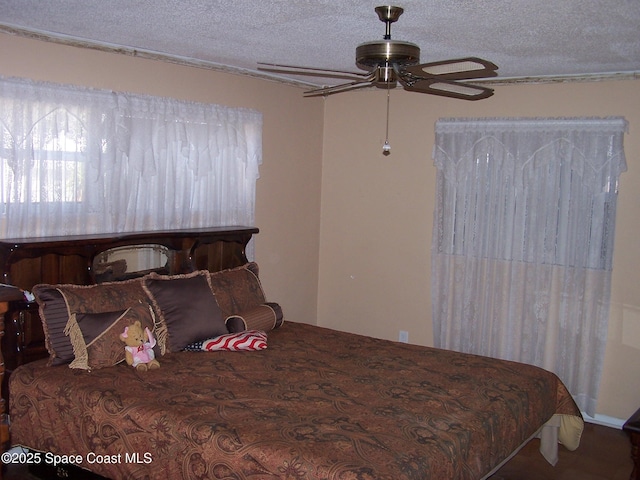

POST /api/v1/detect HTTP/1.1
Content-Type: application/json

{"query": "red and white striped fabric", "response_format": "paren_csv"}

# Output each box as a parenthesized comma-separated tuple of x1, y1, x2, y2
(202, 330, 267, 351)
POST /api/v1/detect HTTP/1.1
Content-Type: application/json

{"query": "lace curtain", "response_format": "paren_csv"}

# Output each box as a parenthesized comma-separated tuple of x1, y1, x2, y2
(431, 117, 627, 416)
(0, 76, 262, 238)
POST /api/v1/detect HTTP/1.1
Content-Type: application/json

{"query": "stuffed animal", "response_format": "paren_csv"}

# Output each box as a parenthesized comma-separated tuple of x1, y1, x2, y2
(119, 320, 160, 371)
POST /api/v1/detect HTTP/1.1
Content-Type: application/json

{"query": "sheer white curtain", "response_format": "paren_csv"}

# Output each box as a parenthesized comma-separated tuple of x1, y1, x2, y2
(431, 117, 627, 416)
(0, 75, 262, 238)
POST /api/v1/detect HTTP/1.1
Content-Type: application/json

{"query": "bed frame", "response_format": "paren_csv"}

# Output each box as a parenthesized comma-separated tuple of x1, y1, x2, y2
(0, 226, 258, 477)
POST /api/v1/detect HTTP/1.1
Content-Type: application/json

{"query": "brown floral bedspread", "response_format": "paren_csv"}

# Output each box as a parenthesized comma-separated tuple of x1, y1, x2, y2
(10, 322, 581, 480)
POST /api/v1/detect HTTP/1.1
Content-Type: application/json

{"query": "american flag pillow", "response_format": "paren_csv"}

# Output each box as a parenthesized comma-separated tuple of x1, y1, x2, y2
(200, 330, 267, 351)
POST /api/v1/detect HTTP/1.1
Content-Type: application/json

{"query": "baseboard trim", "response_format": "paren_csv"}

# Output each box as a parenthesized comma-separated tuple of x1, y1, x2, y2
(582, 412, 625, 429)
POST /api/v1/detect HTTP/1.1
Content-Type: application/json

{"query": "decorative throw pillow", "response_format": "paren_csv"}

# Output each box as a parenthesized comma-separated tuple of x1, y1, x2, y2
(208, 262, 266, 318)
(57, 279, 148, 313)
(32, 278, 147, 366)
(143, 271, 227, 353)
(64, 301, 156, 370)
(32, 286, 75, 366)
(226, 302, 284, 333)
(200, 330, 267, 351)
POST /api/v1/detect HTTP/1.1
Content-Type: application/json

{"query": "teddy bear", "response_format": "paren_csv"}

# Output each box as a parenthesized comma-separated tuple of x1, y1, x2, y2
(119, 320, 160, 370)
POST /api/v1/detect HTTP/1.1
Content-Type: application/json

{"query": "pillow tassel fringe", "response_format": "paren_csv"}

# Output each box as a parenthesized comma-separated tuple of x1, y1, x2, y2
(64, 313, 89, 370)
(153, 311, 169, 356)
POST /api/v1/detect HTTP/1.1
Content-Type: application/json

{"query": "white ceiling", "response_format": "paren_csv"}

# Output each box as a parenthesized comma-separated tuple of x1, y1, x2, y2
(1, 0, 639, 89)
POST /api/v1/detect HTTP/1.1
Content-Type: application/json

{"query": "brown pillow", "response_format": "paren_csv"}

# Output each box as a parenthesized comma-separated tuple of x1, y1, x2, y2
(226, 303, 284, 333)
(58, 279, 148, 312)
(208, 262, 266, 318)
(32, 278, 147, 366)
(32, 286, 74, 366)
(64, 301, 156, 370)
(143, 271, 227, 353)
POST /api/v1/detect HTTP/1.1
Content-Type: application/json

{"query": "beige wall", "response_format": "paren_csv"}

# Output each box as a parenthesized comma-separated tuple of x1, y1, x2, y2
(0, 32, 324, 329)
(318, 80, 640, 421)
(2, 32, 638, 422)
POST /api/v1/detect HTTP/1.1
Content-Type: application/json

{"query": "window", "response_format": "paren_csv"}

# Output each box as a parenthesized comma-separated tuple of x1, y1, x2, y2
(431, 117, 627, 415)
(0, 76, 262, 238)
(2, 119, 88, 205)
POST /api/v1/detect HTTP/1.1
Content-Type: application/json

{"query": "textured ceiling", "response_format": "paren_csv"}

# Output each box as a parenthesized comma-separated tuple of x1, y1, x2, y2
(1, 0, 639, 88)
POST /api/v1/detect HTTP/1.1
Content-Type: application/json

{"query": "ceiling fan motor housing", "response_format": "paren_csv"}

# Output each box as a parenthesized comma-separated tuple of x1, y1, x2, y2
(355, 40, 421, 71)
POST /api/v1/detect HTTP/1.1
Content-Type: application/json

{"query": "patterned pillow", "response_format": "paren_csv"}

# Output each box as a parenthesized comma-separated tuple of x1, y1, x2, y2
(225, 302, 284, 333)
(64, 301, 156, 370)
(32, 278, 147, 366)
(208, 262, 266, 318)
(200, 330, 267, 351)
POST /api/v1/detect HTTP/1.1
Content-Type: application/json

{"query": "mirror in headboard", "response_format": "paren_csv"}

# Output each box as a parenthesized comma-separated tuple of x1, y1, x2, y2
(93, 244, 172, 282)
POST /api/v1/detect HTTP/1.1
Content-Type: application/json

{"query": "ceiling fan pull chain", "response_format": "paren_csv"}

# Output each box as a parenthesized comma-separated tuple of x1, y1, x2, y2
(383, 79, 391, 156)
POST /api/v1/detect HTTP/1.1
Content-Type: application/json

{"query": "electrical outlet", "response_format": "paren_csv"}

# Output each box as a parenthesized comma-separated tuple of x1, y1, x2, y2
(399, 330, 409, 343)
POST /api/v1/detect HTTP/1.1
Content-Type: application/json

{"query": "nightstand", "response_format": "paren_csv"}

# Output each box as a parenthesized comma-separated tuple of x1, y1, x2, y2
(623, 407, 640, 480)
(0, 285, 24, 480)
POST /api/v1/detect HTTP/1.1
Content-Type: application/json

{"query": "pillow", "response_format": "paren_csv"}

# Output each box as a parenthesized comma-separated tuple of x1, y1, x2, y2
(226, 302, 284, 333)
(208, 262, 266, 318)
(64, 301, 156, 370)
(58, 278, 148, 313)
(143, 271, 227, 353)
(32, 278, 147, 366)
(200, 330, 267, 351)
(32, 286, 75, 366)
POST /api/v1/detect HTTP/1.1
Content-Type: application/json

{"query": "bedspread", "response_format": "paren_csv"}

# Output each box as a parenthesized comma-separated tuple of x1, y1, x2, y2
(10, 322, 582, 480)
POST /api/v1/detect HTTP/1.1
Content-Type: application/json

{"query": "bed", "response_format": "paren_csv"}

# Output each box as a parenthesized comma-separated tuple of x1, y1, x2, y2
(0, 227, 584, 480)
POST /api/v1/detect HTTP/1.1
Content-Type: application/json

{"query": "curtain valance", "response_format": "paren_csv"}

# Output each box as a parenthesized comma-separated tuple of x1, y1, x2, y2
(433, 117, 627, 271)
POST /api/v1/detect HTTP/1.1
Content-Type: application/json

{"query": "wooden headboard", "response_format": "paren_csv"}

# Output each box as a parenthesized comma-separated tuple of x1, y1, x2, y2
(0, 226, 258, 453)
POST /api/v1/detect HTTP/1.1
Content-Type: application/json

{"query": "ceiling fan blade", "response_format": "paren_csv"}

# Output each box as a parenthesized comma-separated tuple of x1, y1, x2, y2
(403, 57, 498, 80)
(400, 77, 494, 100)
(303, 79, 375, 97)
(258, 62, 369, 81)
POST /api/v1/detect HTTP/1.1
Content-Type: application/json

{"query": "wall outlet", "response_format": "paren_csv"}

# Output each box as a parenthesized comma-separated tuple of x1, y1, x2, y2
(399, 330, 409, 343)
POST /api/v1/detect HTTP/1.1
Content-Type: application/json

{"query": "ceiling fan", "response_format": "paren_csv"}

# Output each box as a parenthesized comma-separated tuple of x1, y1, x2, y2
(258, 5, 498, 100)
